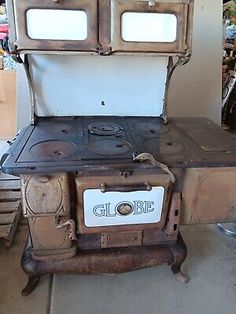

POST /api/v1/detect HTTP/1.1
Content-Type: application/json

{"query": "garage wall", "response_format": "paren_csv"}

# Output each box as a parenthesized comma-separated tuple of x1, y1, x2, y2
(168, 0, 222, 124)
(17, 0, 223, 128)
(0, 70, 16, 139)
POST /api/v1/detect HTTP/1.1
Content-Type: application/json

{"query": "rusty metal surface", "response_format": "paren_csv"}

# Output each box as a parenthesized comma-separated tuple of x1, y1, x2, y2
(76, 173, 172, 234)
(21, 174, 70, 217)
(6, 0, 236, 297)
(166, 193, 181, 236)
(98, 0, 111, 54)
(3, 117, 236, 225)
(21, 172, 179, 255)
(21, 233, 187, 295)
(10, 0, 99, 53)
(181, 167, 236, 224)
(2, 117, 236, 175)
(31, 246, 77, 261)
(56, 217, 77, 241)
(78, 227, 178, 250)
(101, 231, 143, 248)
(21, 173, 76, 258)
(28, 216, 69, 249)
(8, 0, 193, 55)
(111, 0, 192, 54)
(28, 216, 76, 258)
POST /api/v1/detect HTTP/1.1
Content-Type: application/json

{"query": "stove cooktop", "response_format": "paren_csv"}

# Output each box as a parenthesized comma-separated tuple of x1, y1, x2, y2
(2, 116, 236, 174)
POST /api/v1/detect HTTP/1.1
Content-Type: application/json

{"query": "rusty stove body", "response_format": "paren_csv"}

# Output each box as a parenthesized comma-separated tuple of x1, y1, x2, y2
(2, 0, 236, 296)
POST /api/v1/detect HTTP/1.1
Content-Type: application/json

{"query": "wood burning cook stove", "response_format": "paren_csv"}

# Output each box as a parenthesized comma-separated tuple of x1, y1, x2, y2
(2, 0, 236, 296)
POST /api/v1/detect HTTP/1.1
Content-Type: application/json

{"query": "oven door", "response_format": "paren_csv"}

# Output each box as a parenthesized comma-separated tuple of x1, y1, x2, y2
(76, 173, 172, 234)
(8, 0, 98, 53)
(110, 0, 193, 54)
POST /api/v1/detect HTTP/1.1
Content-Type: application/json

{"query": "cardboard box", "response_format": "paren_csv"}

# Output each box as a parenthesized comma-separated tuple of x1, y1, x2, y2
(0, 70, 16, 139)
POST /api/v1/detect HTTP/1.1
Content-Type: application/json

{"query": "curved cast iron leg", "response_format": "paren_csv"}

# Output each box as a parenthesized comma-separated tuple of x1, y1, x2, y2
(21, 237, 41, 296)
(22, 275, 41, 296)
(170, 233, 188, 283)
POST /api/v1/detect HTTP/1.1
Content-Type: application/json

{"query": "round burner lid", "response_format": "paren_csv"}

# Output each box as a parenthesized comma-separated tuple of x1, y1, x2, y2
(88, 122, 123, 136)
(29, 140, 77, 159)
(89, 139, 132, 156)
(144, 137, 183, 154)
(138, 122, 169, 136)
(38, 123, 75, 136)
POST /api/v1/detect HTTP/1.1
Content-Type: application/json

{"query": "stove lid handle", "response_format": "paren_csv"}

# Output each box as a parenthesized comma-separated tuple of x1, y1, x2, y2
(100, 182, 152, 193)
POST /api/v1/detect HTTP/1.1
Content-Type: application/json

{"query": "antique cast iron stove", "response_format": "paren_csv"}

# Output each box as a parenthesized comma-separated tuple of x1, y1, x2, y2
(2, 0, 236, 296)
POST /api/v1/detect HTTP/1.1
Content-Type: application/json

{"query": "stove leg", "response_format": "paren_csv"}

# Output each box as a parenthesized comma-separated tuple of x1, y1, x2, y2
(170, 233, 188, 283)
(22, 275, 41, 296)
(21, 237, 41, 296)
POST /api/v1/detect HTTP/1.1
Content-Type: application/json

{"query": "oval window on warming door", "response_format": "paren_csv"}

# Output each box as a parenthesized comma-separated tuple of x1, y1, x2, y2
(26, 9, 88, 41)
(121, 12, 177, 43)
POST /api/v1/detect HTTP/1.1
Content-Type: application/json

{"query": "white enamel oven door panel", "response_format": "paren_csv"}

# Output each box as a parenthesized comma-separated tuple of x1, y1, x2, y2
(110, 0, 193, 54)
(84, 187, 165, 227)
(76, 174, 172, 234)
(9, 0, 98, 52)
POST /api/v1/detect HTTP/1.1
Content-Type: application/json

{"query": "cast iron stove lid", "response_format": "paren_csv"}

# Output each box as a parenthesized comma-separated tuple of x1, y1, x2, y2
(134, 121, 170, 137)
(36, 118, 83, 137)
(144, 137, 183, 154)
(38, 123, 76, 135)
(88, 139, 133, 156)
(85, 120, 133, 159)
(29, 140, 77, 159)
(88, 122, 123, 136)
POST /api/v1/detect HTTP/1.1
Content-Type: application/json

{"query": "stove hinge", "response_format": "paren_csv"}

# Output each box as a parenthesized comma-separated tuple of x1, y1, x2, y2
(120, 169, 133, 178)
(56, 217, 77, 241)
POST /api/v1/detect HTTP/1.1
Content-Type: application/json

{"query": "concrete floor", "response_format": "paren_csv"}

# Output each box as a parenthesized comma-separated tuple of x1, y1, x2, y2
(0, 225, 236, 314)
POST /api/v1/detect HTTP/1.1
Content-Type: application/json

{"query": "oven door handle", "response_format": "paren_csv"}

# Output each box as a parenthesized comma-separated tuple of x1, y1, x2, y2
(100, 182, 152, 193)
